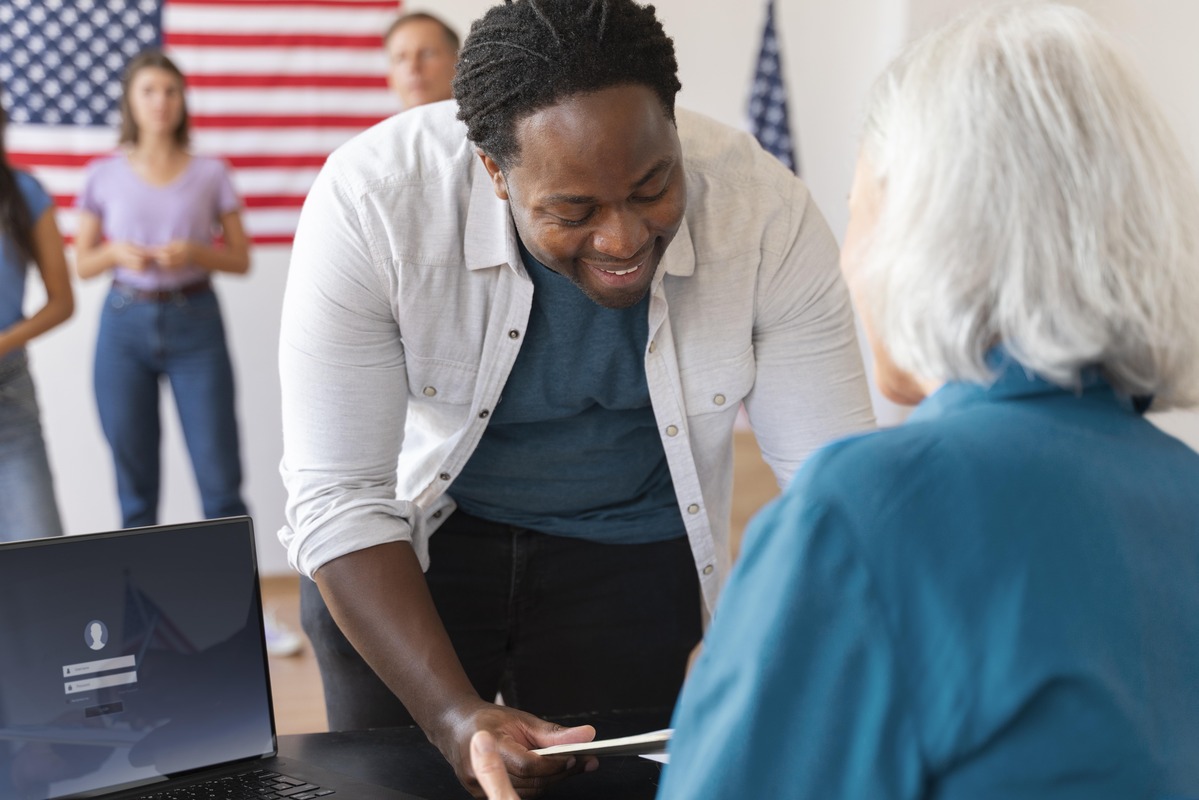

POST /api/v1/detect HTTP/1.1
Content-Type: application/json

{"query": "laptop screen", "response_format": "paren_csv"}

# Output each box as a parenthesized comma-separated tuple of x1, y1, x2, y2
(0, 518, 276, 800)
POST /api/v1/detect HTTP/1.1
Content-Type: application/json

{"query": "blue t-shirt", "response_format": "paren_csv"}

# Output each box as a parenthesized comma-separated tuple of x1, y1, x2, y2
(449, 243, 685, 543)
(660, 357, 1199, 799)
(0, 170, 53, 357)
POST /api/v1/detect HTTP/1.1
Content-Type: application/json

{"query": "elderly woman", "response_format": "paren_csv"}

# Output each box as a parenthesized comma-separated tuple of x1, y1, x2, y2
(657, 5, 1199, 799)
(471, 4, 1199, 798)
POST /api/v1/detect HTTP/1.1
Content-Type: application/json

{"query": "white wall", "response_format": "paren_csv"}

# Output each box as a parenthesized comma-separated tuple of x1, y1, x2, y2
(24, 0, 1199, 573)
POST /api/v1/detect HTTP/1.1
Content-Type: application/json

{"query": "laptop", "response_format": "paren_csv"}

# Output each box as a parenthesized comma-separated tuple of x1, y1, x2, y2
(0, 517, 425, 800)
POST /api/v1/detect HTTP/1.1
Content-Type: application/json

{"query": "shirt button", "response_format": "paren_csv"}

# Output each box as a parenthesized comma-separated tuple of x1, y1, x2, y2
(508, 329, 521, 339)
(665, 425, 679, 437)
(713, 394, 726, 406)
(422, 386, 437, 397)
(478, 409, 490, 419)
(687, 503, 700, 515)
(702, 564, 714, 576)
(648, 341, 656, 354)
(431, 510, 443, 519)
(438, 472, 450, 481)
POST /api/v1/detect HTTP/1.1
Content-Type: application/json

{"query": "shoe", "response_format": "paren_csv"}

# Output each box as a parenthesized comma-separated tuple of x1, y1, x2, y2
(263, 609, 304, 657)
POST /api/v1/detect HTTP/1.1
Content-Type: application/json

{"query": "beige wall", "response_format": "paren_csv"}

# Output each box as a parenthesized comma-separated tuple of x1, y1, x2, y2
(25, 1, 1198, 573)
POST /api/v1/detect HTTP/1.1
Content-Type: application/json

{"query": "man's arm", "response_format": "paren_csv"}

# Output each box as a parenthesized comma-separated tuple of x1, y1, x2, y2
(315, 543, 594, 797)
(746, 176, 876, 484)
(280, 165, 592, 797)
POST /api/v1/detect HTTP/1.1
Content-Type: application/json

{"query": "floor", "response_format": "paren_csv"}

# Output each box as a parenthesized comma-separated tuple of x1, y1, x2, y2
(261, 574, 326, 734)
(261, 429, 781, 735)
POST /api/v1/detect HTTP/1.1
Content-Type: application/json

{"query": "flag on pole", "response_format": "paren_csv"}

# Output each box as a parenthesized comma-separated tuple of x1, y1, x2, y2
(1, 0, 400, 246)
(747, 0, 798, 174)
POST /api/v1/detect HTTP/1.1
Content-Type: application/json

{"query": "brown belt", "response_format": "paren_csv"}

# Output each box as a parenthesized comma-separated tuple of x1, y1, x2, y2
(113, 279, 212, 302)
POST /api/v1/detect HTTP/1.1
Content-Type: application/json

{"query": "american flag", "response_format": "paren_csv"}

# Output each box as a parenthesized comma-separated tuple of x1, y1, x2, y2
(1, 0, 400, 246)
(747, 0, 798, 175)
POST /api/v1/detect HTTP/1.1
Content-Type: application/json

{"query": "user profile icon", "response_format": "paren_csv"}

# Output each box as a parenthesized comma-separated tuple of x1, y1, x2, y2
(85, 620, 109, 651)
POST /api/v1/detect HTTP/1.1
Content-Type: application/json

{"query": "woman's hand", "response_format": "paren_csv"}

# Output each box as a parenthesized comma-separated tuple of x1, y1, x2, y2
(108, 242, 153, 272)
(470, 731, 520, 800)
(152, 240, 194, 270)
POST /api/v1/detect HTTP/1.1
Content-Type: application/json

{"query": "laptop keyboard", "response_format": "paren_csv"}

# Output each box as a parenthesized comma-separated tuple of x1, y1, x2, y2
(138, 768, 335, 800)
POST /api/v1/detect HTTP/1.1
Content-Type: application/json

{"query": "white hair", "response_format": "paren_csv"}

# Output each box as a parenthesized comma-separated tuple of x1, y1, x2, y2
(857, 3, 1199, 408)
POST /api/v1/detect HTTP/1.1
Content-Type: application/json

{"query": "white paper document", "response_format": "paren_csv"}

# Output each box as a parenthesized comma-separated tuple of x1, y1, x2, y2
(533, 728, 672, 758)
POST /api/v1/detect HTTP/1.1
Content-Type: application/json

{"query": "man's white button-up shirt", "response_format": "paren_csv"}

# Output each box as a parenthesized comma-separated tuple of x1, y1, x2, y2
(279, 100, 875, 612)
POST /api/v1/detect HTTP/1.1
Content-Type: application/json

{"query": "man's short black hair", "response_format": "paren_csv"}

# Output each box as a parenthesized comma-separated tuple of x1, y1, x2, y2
(453, 0, 681, 170)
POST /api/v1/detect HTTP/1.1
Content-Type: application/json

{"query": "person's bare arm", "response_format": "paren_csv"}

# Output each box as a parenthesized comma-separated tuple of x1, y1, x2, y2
(73, 211, 149, 279)
(0, 207, 74, 358)
(314, 542, 595, 798)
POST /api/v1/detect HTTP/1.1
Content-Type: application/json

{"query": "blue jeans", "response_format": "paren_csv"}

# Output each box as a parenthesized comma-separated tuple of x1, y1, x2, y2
(0, 353, 64, 541)
(93, 285, 247, 528)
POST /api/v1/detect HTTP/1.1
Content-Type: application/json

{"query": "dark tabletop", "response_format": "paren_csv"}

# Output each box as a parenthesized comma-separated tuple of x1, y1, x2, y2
(277, 711, 667, 800)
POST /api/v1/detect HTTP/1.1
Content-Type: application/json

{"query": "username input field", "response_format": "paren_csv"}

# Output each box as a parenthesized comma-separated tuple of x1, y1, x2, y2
(64, 671, 138, 695)
(63, 655, 136, 678)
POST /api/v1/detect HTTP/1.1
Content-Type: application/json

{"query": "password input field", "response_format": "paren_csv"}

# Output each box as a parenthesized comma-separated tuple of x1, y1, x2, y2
(64, 671, 138, 695)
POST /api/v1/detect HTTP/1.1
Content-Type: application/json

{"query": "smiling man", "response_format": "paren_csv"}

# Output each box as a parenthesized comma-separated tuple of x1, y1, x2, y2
(480, 86, 685, 310)
(279, 0, 874, 795)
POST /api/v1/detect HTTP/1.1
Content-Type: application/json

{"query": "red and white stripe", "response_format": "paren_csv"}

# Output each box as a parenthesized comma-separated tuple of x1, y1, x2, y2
(8, 0, 401, 246)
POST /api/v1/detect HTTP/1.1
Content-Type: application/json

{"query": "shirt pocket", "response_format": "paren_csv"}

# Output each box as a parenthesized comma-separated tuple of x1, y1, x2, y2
(679, 346, 756, 419)
(404, 352, 479, 407)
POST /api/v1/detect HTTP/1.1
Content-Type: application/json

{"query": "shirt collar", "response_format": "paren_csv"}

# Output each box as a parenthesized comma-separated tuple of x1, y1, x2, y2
(463, 156, 519, 273)
(659, 214, 696, 278)
(908, 348, 1144, 424)
(462, 156, 697, 281)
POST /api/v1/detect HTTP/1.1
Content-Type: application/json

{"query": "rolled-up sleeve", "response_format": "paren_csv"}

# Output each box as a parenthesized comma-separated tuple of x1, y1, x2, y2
(278, 162, 416, 577)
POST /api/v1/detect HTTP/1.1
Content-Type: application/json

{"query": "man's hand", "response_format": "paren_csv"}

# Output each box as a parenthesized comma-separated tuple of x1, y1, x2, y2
(438, 701, 597, 798)
(314, 545, 597, 796)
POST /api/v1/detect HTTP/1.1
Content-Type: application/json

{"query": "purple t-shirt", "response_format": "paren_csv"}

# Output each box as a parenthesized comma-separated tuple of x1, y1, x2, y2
(77, 154, 240, 290)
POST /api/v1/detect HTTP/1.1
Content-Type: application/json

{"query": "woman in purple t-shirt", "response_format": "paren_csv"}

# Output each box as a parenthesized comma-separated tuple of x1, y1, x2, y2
(74, 50, 251, 528)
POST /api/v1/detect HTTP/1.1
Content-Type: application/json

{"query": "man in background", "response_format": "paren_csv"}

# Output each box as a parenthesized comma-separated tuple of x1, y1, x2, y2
(383, 12, 459, 109)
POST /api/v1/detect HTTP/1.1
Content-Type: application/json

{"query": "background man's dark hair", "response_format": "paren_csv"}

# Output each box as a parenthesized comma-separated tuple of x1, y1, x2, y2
(383, 12, 461, 52)
(453, 0, 682, 170)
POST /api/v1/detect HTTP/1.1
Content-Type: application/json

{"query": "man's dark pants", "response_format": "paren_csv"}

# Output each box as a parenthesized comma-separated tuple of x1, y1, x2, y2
(300, 509, 704, 731)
